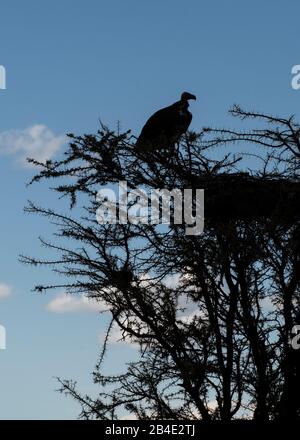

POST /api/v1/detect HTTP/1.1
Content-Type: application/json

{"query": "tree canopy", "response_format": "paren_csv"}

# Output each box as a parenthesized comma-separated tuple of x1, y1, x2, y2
(21, 106, 300, 421)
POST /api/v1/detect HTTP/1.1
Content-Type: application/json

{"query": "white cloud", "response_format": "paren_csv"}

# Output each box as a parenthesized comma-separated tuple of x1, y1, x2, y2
(163, 273, 181, 289)
(46, 292, 108, 313)
(99, 324, 139, 349)
(101, 325, 124, 344)
(0, 283, 13, 299)
(208, 399, 218, 412)
(119, 415, 138, 420)
(0, 124, 66, 167)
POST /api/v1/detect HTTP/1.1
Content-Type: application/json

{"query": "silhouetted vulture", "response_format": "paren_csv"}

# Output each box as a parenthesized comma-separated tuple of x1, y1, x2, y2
(136, 92, 196, 152)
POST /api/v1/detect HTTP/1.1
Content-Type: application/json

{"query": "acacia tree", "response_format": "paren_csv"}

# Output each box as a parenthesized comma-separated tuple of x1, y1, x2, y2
(21, 106, 300, 421)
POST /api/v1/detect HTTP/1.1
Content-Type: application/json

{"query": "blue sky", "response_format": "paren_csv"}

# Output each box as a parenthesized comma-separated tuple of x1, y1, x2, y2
(0, 0, 299, 419)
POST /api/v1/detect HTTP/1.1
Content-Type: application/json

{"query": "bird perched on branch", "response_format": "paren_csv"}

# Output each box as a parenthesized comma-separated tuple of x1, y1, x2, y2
(136, 92, 196, 153)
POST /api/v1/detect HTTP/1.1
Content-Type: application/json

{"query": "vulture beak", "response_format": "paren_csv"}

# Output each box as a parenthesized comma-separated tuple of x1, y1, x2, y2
(181, 92, 197, 101)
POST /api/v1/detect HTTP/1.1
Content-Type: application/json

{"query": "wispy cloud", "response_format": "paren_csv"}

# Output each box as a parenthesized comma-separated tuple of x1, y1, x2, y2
(119, 415, 138, 420)
(0, 283, 13, 299)
(46, 292, 108, 313)
(0, 124, 66, 167)
(99, 324, 139, 348)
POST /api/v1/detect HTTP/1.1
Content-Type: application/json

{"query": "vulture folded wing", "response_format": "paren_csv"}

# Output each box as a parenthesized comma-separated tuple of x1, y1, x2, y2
(136, 93, 195, 152)
(137, 104, 178, 150)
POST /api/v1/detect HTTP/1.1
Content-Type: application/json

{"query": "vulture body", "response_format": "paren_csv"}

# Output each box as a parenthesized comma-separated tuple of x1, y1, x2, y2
(136, 92, 196, 152)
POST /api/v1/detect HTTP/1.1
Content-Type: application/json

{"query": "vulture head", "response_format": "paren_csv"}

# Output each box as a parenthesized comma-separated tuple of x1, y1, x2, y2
(181, 92, 197, 102)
